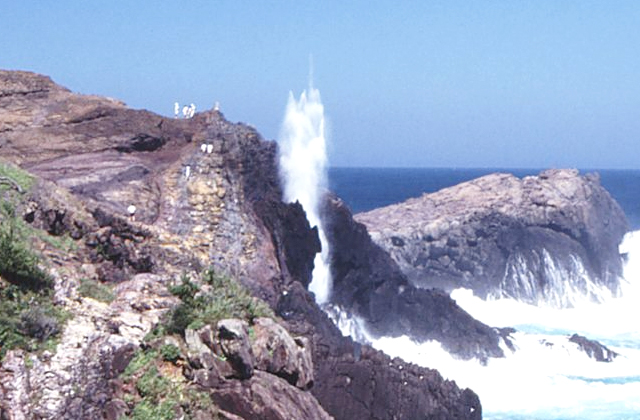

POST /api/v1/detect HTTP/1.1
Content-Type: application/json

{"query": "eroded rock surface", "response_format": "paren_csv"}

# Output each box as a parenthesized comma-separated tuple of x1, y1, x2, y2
(356, 170, 628, 306)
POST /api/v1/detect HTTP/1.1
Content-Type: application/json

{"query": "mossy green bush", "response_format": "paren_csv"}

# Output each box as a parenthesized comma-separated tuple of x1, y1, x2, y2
(166, 268, 274, 335)
(0, 202, 52, 290)
(160, 343, 181, 363)
(120, 347, 218, 420)
(0, 283, 68, 359)
(78, 278, 115, 303)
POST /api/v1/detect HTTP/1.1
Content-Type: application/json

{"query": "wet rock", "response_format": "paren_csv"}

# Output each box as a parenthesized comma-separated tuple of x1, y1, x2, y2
(278, 282, 482, 420)
(569, 333, 618, 362)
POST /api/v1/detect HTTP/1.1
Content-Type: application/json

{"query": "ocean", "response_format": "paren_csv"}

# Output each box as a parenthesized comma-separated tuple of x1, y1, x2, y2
(328, 167, 640, 420)
(329, 167, 640, 229)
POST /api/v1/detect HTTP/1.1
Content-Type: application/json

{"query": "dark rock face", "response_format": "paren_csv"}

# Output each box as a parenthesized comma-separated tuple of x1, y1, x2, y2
(569, 333, 618, 362)
(277, 282, 482, 420)
(210, 370, 333, 420)
(356, 170, 629, 307)
(322, 194, 503, 361)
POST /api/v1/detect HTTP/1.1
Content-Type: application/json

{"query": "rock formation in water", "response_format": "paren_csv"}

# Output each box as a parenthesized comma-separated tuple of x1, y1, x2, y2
(0, 70, 481, 419)
(569, 333, 618, 362)
(322, 194, 503, 361)
(356, 171, 628, 307)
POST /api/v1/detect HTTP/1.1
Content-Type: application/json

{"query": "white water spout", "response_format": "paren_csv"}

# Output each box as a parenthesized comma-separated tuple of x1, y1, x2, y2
(278, 83, 332, 304)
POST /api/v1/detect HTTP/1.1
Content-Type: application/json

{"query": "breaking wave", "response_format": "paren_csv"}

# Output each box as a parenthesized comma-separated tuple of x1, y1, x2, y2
(330, 230, 640, 419)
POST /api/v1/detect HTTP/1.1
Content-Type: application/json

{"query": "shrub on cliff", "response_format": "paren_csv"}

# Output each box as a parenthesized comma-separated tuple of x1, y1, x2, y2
(0, 283, 69, 359)
(120, 347, 218, 419)
(0, 178, 67, 359)
(0, 202, 52, 290)
(166, 268, 273, 335)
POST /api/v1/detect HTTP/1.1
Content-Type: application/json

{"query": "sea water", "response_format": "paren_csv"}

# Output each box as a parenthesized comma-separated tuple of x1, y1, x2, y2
(328, 167, 640, 419)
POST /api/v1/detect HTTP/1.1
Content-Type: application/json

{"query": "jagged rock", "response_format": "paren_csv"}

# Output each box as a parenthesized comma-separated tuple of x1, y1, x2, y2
(356, 170, 629, 307)
(569, 333, 618, 362)
(217, 319, 255, 379)
(251, 317, 314, 389)
(186, 328, 213, 361)
(277, 282, 482, 420)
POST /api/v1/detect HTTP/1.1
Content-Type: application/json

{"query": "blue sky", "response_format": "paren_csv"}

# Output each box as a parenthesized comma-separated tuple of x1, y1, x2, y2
(2, 1, 639, 168)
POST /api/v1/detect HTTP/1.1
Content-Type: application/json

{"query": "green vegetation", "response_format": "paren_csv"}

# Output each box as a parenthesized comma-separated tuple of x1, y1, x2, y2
(0, 283, 69, 359)
(0, 163, 72, 360)
(0, 163, 35, 194)
(0, 202, 52, 290)
(160, 343, 181, 363)
(119, 268, 275, 418)
(78, 278, 115, 303)
(120, 347, 218, 420)
(165, 268, 274, 335)
(0, 200, 69, 359)
(123, 349, 158, 378)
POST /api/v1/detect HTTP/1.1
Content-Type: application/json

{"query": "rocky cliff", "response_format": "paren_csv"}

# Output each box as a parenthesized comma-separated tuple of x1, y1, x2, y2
(0, 70, 481, 419)
(321, 194, 503, 361)
(356, 170, 628, 306)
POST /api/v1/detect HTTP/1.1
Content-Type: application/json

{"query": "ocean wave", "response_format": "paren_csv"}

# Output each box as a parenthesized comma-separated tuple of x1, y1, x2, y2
(326, 229, 640, 419)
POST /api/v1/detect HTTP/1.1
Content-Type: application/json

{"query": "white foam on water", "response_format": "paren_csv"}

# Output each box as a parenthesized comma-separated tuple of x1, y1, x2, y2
(370, 332, 640, 418)
(278, 83, 332, 304)
(335, 230, 640, 419)
(496, 248, 615, 307)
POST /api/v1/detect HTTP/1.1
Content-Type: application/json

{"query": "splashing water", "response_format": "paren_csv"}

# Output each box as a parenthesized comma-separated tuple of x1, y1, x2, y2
(330, 230, 640, 419)
(278, 84, 332, 304)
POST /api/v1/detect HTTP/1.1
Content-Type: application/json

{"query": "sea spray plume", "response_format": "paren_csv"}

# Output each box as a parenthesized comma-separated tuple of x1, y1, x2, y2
(278, 84, 332, 304)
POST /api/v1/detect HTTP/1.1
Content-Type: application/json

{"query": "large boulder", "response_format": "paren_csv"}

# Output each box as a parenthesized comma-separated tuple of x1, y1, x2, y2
(209, 370, 334, 420)
(356, 170, 629, 306)
(217, 319, 255, 380)
(251, 317, 314, 389)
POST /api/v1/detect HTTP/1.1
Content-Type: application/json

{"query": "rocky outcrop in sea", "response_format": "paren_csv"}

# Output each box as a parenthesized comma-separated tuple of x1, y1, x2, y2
(0, 70, 481, 419)
(356, 170, 628, 307)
